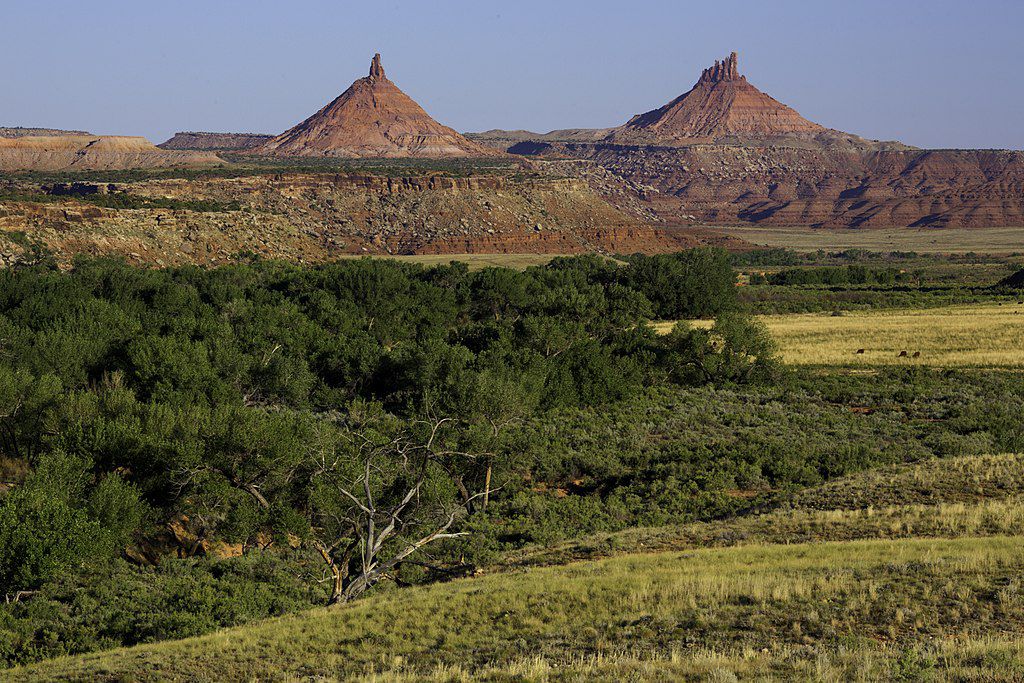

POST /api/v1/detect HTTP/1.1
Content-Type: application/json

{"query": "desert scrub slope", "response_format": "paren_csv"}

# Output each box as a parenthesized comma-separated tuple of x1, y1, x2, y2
(787, 452, 1024, 510)
(9, 536, 1024, 682)
(504, 452, 1024, 568)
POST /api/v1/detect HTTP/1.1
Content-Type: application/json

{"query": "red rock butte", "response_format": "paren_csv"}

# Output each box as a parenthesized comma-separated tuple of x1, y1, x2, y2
(256, 54, 494, 159)
(607, 51, 833, 144)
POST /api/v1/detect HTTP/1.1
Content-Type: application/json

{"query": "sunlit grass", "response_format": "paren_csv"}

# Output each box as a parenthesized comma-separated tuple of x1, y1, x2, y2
(655, 302, 1024, 367)
(11, 535, 1024, 681)
(714, 225, 1024, 254)
(508, 453, 1024, 568)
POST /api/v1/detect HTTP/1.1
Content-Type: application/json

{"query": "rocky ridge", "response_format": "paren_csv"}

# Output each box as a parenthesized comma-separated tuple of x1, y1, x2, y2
(1, 127, 92, 138)
(158, 132, 274, 151)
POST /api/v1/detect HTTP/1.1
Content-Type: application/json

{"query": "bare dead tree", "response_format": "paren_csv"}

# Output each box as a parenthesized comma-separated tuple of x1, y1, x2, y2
(308, 417, 497, 605)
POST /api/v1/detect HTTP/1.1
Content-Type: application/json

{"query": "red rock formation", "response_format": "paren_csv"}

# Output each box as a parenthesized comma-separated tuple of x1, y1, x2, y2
(606, 52, 883, 148)
(558, 143, 1024, 229)
(482, 51, 1023, 230)
(256, 54, 494, 159)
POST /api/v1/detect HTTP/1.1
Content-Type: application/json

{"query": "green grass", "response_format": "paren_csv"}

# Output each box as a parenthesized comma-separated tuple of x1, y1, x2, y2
(10, 452, 1024, 681)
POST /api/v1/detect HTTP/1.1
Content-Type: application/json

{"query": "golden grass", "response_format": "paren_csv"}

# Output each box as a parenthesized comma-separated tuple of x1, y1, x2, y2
(714, 225, 1024, 254)
(12, 535, 1024, 681)
(655, 302, 1024, 367)
(358, 636, 1024, 682)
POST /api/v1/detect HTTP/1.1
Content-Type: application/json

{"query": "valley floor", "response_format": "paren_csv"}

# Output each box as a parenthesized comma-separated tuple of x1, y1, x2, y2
(714, 225, 1024, 254)
(656, 302, 1024, 367)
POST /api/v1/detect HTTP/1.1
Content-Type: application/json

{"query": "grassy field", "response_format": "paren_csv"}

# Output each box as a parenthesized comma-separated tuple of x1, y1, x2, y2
(715, 225, 1024, 254)
(656, 302, 1024, 367)
(11, 453, 1024, 682)
(12, 535, 1024, 681)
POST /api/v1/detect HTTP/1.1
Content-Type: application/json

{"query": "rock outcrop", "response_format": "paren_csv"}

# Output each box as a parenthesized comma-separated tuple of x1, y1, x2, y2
(0, 135, 223, 171)
(158, 132, 274, 151)
(256, 54, 495, 159)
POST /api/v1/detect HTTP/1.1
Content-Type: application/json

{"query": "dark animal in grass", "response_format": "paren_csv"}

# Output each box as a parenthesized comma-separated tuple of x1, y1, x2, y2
(898, 351, 908, 357)
(855, 349, 865, 354)
(913, 351, 921, 358)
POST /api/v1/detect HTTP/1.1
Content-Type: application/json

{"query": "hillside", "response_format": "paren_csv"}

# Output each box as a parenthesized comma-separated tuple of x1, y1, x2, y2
(1001, 267, 1024, 288)
(11, 452, 1024, 681)
(519, 143, 1024, 229)
(0, 163, 726, 266)
(0, 135, 223, 171)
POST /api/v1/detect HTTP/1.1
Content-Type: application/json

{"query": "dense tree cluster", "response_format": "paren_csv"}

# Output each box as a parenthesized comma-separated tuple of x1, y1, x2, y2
(758, 265, 909, 286)
(0, 251, 766, 601)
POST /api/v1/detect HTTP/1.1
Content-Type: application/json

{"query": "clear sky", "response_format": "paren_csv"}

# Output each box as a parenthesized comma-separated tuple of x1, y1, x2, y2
(4, 0, 1022, 149)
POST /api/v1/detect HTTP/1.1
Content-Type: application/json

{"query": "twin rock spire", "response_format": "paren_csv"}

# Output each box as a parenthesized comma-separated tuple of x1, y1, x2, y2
(698, 51, 744, 84)
(367, 50, 739, 86)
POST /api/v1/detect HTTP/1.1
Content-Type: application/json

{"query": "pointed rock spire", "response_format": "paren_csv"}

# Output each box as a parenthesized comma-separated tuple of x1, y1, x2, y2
(369, 53, 385, 81)
(608, 50, 826, 143)
(255, 53, 494, 158)
(699, 51, 742, 83)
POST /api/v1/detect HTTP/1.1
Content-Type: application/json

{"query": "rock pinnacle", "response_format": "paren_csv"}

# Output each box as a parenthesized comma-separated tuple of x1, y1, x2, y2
(699, 51, 742, 83)
(369, 53, 385, 81)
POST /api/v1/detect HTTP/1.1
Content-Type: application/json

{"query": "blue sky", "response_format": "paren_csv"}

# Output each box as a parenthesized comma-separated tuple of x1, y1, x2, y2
(4, 0, 1022, 148)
